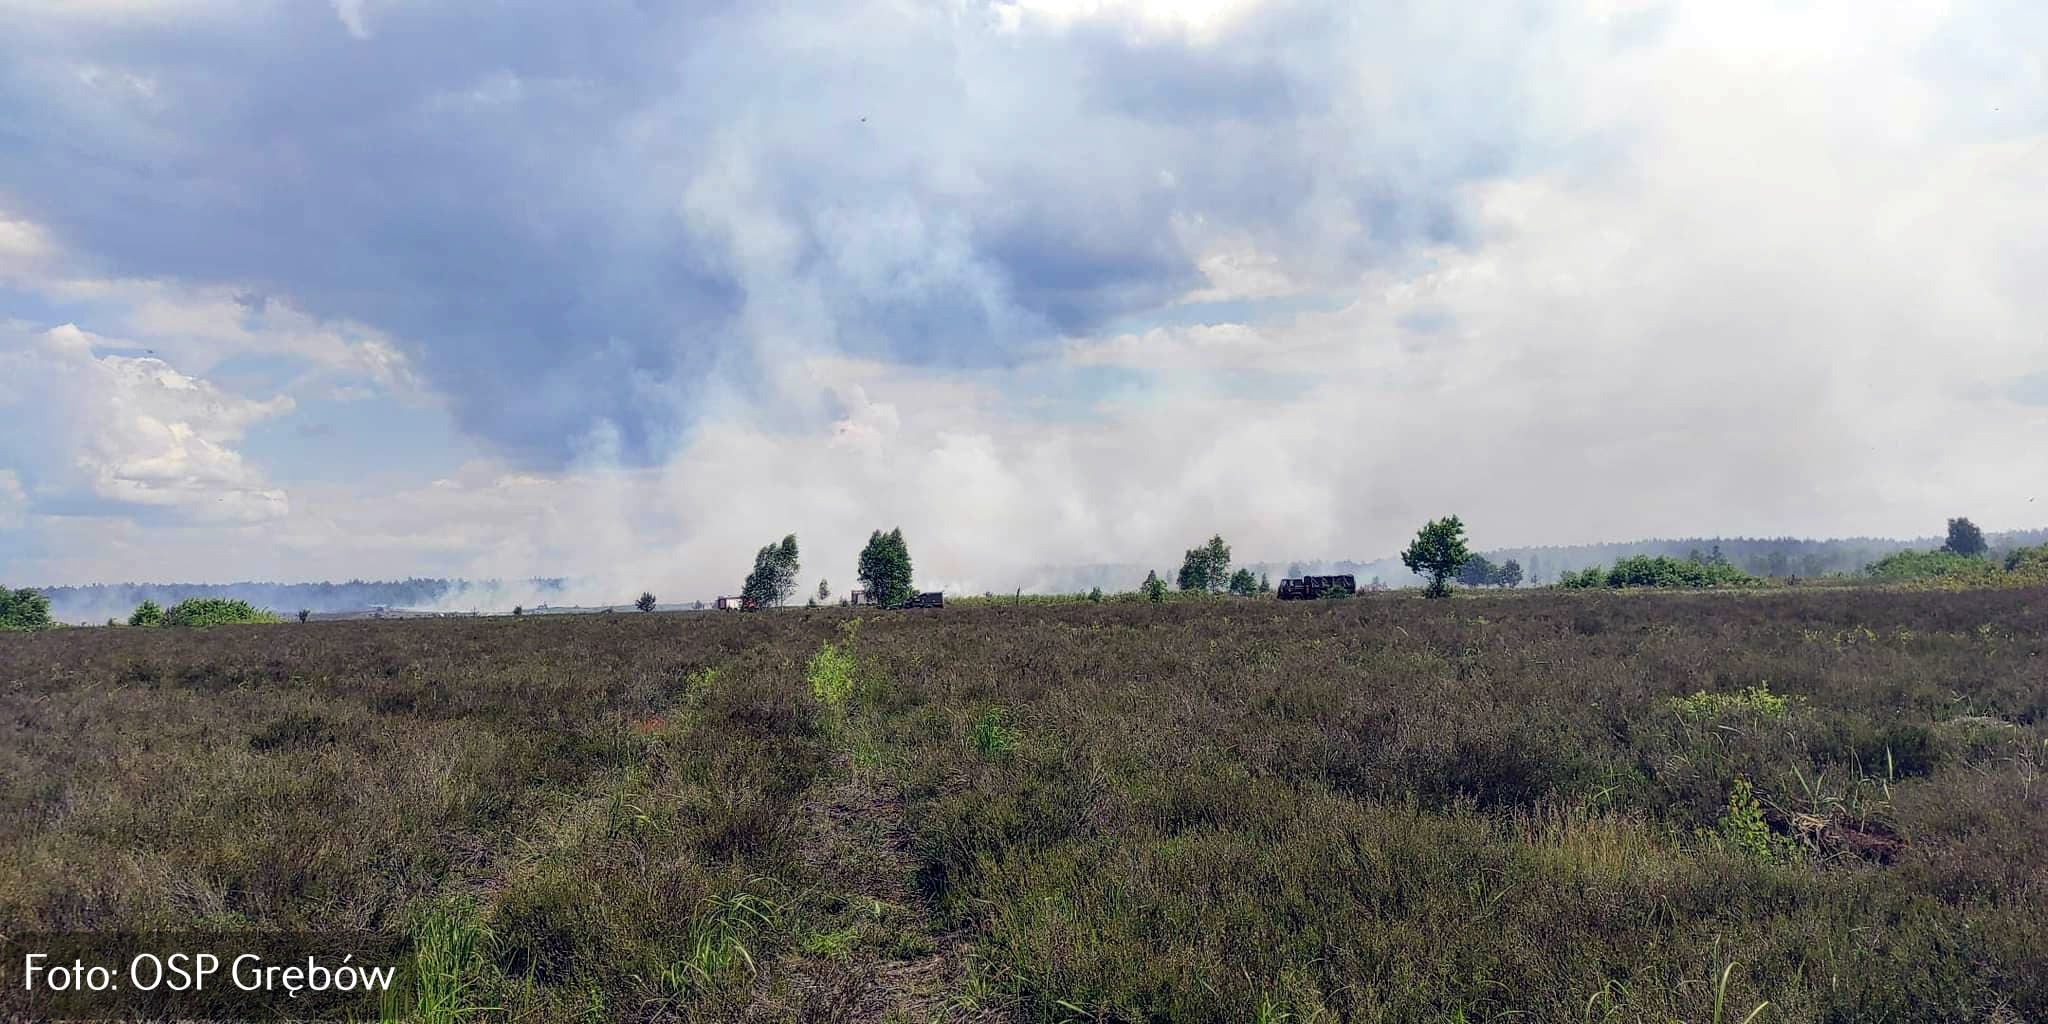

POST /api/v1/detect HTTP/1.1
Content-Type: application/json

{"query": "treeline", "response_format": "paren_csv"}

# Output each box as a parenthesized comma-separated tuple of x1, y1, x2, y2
(1480, 527, 2048, 585)
(1018, 529, 2048, 595)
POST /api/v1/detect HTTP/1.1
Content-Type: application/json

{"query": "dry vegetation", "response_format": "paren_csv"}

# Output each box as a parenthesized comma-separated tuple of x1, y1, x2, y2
(3, 586, 2045, 1022)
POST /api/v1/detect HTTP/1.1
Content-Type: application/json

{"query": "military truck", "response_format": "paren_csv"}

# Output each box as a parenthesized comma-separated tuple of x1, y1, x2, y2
(1277, 574, 1356, 600)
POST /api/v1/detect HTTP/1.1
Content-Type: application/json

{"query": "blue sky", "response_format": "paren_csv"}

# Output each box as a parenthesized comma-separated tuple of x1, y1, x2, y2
(2, 0, 2045, 599)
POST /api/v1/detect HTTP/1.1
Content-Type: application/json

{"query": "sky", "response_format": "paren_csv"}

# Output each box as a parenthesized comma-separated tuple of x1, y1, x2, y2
(2, 0, 2045, 601)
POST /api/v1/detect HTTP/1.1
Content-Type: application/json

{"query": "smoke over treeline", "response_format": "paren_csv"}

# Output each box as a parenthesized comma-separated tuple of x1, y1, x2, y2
(39, 578, 569, 625)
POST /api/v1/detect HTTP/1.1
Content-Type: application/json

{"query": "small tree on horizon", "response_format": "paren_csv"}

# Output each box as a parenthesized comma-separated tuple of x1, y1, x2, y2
(1402, 515, 1473, 599)
(776, 536, 800, 600)
(858, 528, 915, 608)
(1496, 559, 1523, 589)
(1943, 517, 1987, 558)
(1142, 570, 1168, 603)
(742, 534, 802, 607)
(127, 599, 164, 628)
(1227, 568, 1258, 596)
(1177, 535, 1233, 593)
(818, 578, 831, 603)
(636, 592, 657, 613)
(1457, 553, 1497, 588)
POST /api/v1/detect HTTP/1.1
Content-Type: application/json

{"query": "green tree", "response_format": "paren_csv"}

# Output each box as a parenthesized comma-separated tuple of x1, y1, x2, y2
(857, 528, 915, 608)
(1456, 553, 1497, 588)
(1943, 517, 1987, 558)
(1176, 535, 1232, 593)
(1496, 558, 1523, 589)
(1402, 515, 1473, 598)
(128, 599, 165, 627)
(1258, 571, 1272, 594)
(1559, 567, 1606, 588)
(297, 608, 312, 623)
(636, 591, 657, 612)
(0, 587, 55, 631)
(1227, 568, 1258, 596)
(1142, 570, 1168, 603)
(742, 533, 802, 607)
(742, 547, 775, 607)
(1087, 586, 1104, 602)
(818, 578, 831, 603)
(776, 535, 800, 598)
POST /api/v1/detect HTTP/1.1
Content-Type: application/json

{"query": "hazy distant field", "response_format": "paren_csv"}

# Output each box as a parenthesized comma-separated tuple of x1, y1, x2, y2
(4, 588, 2045, 1022)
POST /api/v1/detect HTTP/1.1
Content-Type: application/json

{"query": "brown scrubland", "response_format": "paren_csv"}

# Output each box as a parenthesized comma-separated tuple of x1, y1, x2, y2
(3, 585, 2044, 1022)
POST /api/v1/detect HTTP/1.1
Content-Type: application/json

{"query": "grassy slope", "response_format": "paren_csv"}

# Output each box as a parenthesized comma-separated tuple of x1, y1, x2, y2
(3, 588, 2045, 1022)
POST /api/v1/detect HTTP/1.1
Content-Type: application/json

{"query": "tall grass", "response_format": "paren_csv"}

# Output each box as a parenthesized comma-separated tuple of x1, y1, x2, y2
(380, 902, 497, 1023)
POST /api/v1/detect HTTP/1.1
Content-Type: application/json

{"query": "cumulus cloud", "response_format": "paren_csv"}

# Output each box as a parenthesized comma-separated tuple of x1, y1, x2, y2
(0, 215, 50, 277)
(1, 323, 294, 524)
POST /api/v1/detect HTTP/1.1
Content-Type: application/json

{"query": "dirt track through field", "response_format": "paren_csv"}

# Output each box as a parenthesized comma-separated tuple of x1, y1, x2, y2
(745, 748, 995, 1024)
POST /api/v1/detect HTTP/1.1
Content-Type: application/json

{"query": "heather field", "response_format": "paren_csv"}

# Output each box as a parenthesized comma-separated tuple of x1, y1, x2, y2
(4, 587, 2046, 1023)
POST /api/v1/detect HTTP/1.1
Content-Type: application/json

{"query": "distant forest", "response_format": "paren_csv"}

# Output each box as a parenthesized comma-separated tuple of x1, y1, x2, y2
(1466, 528, 2048, 586)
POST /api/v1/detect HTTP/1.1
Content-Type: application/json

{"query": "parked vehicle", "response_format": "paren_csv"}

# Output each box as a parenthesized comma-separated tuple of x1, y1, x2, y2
(850, 589, 942, 609)
(1277, 575, 1356, 600)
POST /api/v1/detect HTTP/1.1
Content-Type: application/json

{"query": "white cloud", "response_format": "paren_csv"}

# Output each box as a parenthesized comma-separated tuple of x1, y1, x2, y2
(0, 215, 50, 278)
(1, 323, 294, 523)
(116, 285, 419, 390)
(331, 0, 370, 39)
(996, 0, 1269, 42)
(0, 470, 25, 529)
(0, 210, 419, 395)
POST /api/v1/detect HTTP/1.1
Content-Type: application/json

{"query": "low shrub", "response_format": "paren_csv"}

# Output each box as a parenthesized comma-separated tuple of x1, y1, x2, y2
(805, 643, 855, 706)
(1708, 776, 1796, 863)
(1670, 684, 1799, 719)
(1559, 557, 1758, 589)
(1865, 549, 1999, 581)
(163, 597, 281, 626)
(969, 707, 1019, 758)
